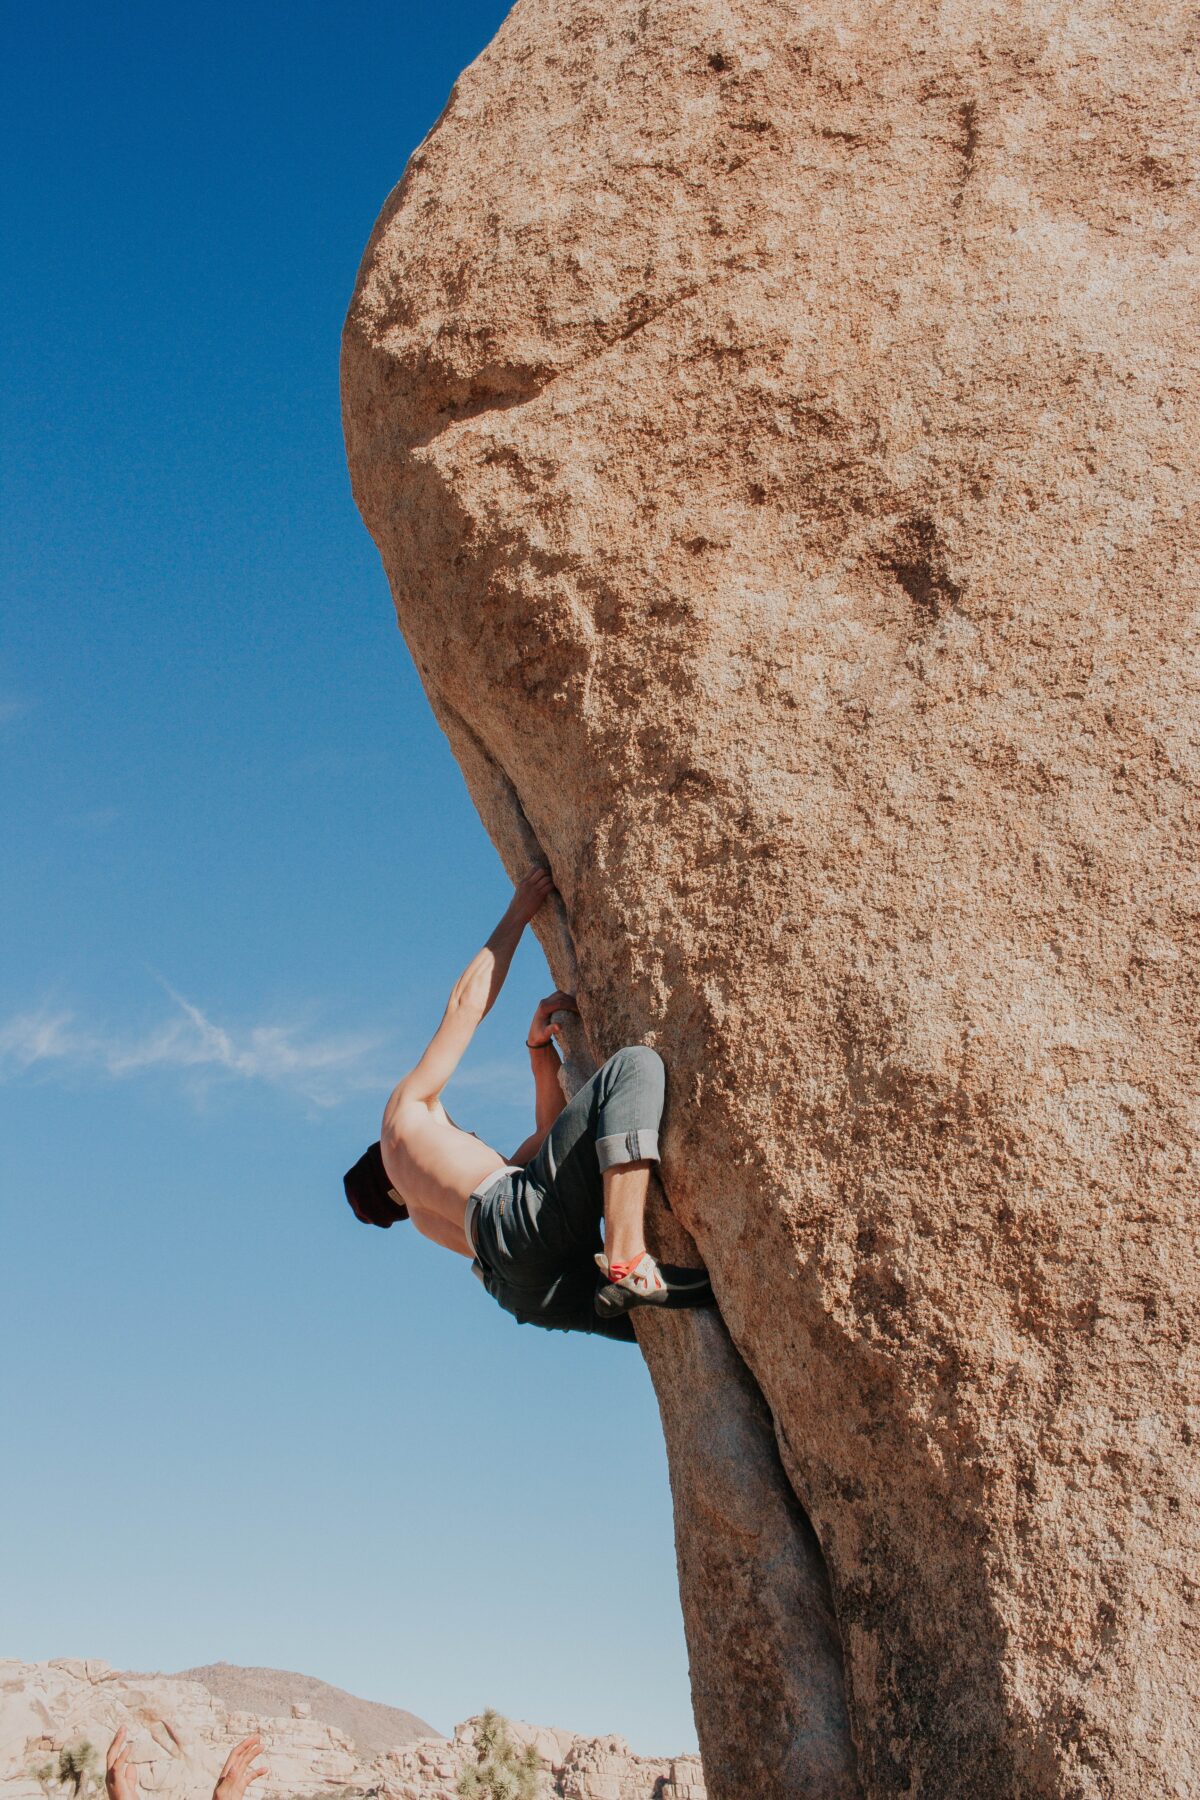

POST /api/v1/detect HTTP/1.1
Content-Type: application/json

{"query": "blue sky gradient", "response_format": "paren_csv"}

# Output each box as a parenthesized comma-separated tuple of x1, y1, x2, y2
(1, 0, 695, 1753)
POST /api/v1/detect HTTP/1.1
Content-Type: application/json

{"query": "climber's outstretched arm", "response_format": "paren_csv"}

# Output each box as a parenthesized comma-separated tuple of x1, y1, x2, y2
(390, 868, 555, 1108)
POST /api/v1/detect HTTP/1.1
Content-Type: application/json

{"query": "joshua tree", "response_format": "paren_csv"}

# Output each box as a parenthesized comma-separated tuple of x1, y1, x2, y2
(457, 1709, 542, 1800)
(29, 1743, 102, 1800)
(61, 1744, 99, 1798)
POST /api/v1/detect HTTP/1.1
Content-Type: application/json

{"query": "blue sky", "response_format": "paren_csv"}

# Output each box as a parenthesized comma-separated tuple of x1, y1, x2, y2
(1, 0, 695, 1754)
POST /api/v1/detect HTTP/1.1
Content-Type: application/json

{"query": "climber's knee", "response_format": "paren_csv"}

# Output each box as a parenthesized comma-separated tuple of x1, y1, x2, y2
(594, 1045, 665, 1171)
(608, 1043, 664, 1081)
(603, 1044, 665, 1109)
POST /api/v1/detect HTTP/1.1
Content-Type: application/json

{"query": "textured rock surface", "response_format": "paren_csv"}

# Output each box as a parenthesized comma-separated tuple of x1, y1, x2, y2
(554, 1031, 860, 1800)
(0, 1662, 701, 1800)
(640, 1310, 859, 1798)
(342, 2, 1200, 1795)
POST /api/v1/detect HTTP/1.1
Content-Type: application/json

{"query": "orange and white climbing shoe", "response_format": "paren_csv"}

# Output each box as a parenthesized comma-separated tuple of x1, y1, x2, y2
(594, 1250, 670, 1316)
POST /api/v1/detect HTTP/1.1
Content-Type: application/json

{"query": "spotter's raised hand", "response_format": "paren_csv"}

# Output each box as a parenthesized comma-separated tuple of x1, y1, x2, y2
(106, 1729, 140, 1800)
(213, 1735, 268, 1800)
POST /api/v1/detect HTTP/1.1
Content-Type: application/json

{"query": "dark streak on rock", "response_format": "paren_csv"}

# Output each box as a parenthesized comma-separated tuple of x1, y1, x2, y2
(881, 514, 964, 625)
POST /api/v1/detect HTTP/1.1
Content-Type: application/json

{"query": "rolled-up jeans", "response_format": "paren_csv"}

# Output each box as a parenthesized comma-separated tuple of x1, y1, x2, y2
(473, 1044, 664, 1288)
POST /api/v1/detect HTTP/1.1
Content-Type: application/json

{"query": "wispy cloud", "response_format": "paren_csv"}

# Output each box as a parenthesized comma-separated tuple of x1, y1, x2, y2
(0, 987, 386, 1108)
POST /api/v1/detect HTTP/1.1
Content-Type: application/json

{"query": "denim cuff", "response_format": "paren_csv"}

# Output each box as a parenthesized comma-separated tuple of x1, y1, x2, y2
(595, 1128, 661, 1171)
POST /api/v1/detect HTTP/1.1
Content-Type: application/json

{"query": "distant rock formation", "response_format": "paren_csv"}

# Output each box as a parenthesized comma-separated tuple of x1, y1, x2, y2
(342, 2, 1199, 1795)
(175, 1665, 436, 1762)
(0, 1661, 702, 1800)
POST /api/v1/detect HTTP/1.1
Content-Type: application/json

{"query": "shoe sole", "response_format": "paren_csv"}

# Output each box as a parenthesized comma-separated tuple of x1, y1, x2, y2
(594, 1280, 673, 1318)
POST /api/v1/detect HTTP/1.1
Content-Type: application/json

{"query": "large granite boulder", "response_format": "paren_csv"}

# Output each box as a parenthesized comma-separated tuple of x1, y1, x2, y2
(342, 2, 1199, 1794)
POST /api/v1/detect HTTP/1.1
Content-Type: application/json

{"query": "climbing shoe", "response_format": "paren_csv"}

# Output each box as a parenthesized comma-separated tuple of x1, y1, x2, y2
(594, 1259, 717, 1317)
(594, 1250, 670, 1316)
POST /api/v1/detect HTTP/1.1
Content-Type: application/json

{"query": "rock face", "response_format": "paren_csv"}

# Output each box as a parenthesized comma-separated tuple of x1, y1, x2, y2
(342, 2, 1200, 1795)
(0, 1661, 702, 1800)
(552, 1032, 861, 1800)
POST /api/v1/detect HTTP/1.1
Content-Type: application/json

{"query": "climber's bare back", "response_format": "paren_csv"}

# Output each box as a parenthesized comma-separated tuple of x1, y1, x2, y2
(380, 1096, 507, 1257)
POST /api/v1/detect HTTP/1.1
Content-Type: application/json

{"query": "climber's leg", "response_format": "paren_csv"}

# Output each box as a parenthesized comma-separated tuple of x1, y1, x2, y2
(524, 1045, 668, 1311)
(509, 1046, 710, 1313)
(600, 1158, 655, 1267)
(593, 1165, 669, 1310)
(527, 1043, 665, 1247)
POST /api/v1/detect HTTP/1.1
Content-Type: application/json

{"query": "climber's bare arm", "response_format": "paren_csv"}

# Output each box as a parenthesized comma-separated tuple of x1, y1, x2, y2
(386, 869, 555, 1117)
(509, 991, 576, 1163)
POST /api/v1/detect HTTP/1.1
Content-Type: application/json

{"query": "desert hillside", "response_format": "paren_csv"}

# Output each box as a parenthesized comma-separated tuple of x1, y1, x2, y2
(174, 1663, 437, 1759)
(0, 1659, 703, 1800)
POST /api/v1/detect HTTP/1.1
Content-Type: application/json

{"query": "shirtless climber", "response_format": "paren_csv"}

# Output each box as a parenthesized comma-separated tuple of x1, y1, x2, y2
(343, 868, 713, 1340)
